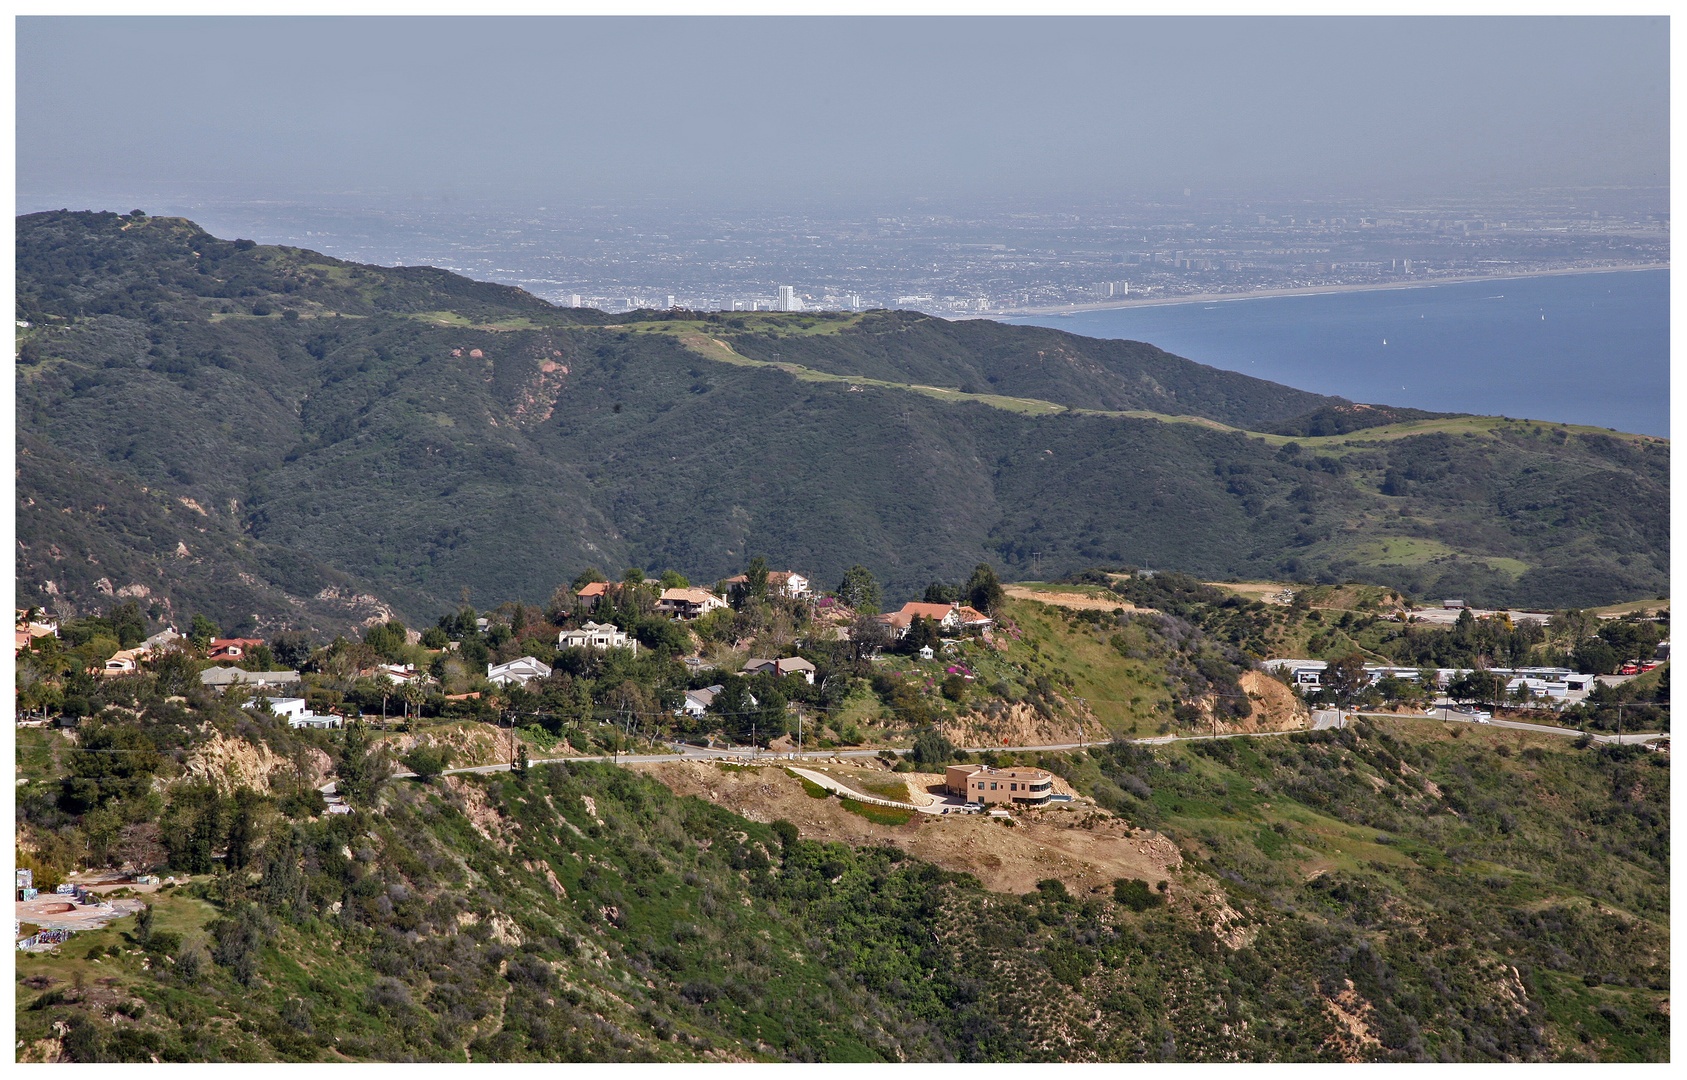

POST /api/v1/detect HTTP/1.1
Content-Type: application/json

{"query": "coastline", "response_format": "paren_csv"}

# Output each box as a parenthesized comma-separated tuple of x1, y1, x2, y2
(974, 263, 1669, 319)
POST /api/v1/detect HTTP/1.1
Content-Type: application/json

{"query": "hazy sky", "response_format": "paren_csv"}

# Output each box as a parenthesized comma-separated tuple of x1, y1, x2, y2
(17, 16, 1669, 212)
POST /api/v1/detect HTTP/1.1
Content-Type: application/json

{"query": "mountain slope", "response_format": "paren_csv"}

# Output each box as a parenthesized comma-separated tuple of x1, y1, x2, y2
(15, 727, 1669, 1062)
(14, 211, 1668, 631)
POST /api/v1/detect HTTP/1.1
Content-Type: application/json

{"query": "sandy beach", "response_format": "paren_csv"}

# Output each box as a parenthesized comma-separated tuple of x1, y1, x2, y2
(976, 262, 1669, 319)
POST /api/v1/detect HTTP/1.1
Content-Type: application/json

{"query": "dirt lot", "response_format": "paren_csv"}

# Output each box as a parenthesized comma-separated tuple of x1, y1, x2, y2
(16, 892, 145, 934)
(1003, 586, 1152, 613)
(632, 759, 1183, 898)
(1206, 581, 1295, 605)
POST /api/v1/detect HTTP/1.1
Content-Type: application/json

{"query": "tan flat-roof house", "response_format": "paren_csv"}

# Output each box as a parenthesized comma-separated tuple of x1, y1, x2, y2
(945, 764, 1055, 806)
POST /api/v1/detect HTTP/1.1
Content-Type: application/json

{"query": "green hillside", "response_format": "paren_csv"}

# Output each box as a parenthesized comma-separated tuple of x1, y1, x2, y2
(15, 720, 1668, 1062)
(15, 211, 1668, 635)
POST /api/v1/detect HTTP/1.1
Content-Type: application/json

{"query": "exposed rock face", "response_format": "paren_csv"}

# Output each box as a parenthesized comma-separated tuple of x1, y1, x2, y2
(938, 700, 1089, 748)
(181, 732, 331, 793)
(1204, 669, 1310, 734)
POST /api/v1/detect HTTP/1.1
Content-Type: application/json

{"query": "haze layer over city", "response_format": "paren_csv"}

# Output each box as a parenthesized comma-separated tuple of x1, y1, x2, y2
(79, 187, 1663, 318)
(18, 16, 1669, 317)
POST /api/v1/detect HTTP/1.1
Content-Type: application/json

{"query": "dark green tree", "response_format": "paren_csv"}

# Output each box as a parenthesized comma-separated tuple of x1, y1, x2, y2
(223, 788, 264, 871)
(901, 615, 943, 656)
(1448, 669, 1505, 710)
(269, 631, 313, 670)
(400, 742, 452, 782)
(1323, 652, 1371, 712)
(146, 648, 199, 696)
(106, 600, 147, 647)
(837, 565, 881, 614)
(923, 581, 959, 604)
(336, 722, 392, 806)
(189, 613, 220, 649)
(964, 563, 1007, 615)
(745, 555, 770, 603)
(911, 728, 955, 767)
(160, 784, 225, 874)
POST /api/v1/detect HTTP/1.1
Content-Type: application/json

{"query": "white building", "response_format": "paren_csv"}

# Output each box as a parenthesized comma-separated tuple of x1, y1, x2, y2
(255, 697, 343, 729)
(487, 656, 554, 687)
(776, 285, 801, 312)
(679, 685, 724, 718)
(722, 571, 812, 600)
(557, 621, 638, 653)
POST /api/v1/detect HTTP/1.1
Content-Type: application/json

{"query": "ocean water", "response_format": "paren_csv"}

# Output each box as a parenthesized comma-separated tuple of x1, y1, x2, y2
(1004, 269, 1669, 437)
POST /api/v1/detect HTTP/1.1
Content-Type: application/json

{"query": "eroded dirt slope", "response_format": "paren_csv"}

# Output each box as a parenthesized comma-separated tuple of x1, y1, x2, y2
(633, 759, 1182, 898)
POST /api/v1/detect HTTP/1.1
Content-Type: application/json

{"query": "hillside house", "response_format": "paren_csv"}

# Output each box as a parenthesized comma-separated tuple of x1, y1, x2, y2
(14, 611, 59, 655)
(102, 647, 151, 675)
(679, 685, 725, 718)
(776, 656, 816, 683)
(376, 663, 424, 684)
(945, 764, 1055, 806)
(723, 571, 813, 601)
(657, 588, 727, 619)
(557, 621, 638, 654)
(255, 697, 342, 729)
(574, 582, 612, 609)
(141, 627, 183, 651)
(14, 623, 56, 654)
(488, 656, 553, 687)
(741, 656, 817, 683)
(876, 602, 994, 638)
(207, 637, 265, 661)
(200, 667, 301, 691)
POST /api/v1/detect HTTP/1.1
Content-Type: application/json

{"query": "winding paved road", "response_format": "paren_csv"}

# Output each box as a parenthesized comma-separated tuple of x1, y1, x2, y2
(336, 709, 1661, 789)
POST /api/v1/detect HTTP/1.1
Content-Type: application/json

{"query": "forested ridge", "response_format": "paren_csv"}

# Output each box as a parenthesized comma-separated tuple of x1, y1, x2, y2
(15, 210, 1668, 637)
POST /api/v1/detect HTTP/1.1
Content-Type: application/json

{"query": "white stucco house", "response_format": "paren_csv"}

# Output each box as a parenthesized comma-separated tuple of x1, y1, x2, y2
(557, 621, 638, 653)
(488, 656, 553, 687)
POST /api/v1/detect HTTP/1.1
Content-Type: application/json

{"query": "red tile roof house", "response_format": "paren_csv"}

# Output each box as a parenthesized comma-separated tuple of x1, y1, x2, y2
(573, 581, 612, 609)
(875, 602, 994, 638)
(207, 637, 265, 661)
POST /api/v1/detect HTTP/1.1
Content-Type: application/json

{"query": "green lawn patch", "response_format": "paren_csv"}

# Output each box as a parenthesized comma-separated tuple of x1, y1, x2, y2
(837, 797, 914, 826)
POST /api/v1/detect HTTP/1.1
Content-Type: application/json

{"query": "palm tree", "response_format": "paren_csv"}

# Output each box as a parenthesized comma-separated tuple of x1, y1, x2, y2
(373, 673, 396, 730)
(400, 681, 424, 730)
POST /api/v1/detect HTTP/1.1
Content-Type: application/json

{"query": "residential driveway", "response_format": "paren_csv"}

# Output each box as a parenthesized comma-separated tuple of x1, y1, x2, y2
(787, 766, 950, 815)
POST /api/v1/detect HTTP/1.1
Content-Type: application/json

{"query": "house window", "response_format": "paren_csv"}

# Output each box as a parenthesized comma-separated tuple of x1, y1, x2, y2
(990, 783, 997, 790)
(1010, 783, 1017, 791)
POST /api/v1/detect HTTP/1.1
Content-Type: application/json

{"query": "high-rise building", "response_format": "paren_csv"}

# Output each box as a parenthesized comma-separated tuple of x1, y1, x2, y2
(667, 295, 676, 309)
(567, 294, 582, 308)
(776, 285, 800, 312)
